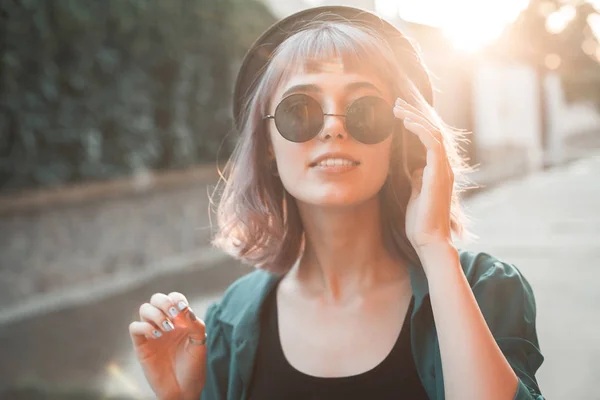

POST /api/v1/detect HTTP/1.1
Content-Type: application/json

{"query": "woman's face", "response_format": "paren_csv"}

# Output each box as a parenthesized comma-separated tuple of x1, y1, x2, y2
(267, 63, 395, 208)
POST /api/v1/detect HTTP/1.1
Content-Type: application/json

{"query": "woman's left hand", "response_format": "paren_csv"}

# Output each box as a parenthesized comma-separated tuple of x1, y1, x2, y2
(393, 97, 454, 255)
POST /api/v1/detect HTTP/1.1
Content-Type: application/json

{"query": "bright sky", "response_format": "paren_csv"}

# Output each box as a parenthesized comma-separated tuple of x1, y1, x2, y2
(374, 0, 600, 52)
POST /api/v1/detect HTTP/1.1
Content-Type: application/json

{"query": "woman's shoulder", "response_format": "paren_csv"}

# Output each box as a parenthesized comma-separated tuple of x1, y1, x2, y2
(457, 249, 538, 321)
(458, 249, 532, 288)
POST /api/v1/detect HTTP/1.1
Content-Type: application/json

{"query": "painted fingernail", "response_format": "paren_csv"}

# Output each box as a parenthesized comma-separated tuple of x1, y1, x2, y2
(177, 301, 187, 311)
(188, 309, 197, 321)
(153, 329, 162, 338)
(162, 320, 174, 331)
(168, 306, 179, 318)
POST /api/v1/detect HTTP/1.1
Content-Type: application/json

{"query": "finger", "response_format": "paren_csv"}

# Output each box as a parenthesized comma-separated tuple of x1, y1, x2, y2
(393, 106, 437, 134)
(129, 321, 163, 346)
(402, 119, 441, 152)
(395, 96, 419, 112)
(395, 99, 452, 176)
(394, 99, 445, 144)
(139, 302, 175, 333)
(167, 291, 190, 312)
(166, 292, 200, 328)
(186, 312, 207, 341)
(150, 292, 181, 320)
(394, 97, 433, 125)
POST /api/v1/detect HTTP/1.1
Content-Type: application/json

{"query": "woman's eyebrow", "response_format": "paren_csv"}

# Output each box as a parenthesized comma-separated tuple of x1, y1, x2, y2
(281, 81, 383, 98)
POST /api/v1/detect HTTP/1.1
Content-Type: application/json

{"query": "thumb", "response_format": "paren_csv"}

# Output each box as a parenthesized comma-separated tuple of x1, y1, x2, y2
(175, 308, 208, 394)
(182, 307, 206, 340)
(181, 307, 208, 359)
(171, 306, 206, 342)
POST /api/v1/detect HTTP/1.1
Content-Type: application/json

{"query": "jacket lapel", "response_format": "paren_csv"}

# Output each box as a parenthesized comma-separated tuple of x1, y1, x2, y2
(218, 271, 281, 399)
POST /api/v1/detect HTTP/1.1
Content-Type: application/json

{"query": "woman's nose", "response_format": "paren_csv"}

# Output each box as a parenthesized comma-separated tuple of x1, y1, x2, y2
(317, 112, 348, 141)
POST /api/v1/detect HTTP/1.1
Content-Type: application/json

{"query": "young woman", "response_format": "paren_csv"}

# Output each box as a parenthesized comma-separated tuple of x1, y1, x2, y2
(129, 6, 544, 400)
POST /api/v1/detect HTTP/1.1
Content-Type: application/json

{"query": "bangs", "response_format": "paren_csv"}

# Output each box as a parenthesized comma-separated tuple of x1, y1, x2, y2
(264, 21, 400, 95)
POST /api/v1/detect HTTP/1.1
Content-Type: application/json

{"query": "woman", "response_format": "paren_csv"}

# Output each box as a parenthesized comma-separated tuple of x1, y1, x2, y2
(129, 6, 544, 400)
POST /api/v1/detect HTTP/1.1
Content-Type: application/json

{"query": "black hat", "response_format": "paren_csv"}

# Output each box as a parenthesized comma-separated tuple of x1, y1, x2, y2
(232, 5, 433, 129)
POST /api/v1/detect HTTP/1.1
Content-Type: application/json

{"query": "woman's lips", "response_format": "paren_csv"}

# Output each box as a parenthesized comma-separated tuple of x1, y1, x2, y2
(310, 163, 360, 173)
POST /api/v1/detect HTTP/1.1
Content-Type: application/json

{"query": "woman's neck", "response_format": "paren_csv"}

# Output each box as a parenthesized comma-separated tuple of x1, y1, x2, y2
(290, 196, 409, 303)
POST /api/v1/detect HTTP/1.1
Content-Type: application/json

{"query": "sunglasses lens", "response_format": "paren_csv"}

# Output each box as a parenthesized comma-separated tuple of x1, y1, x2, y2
(346, 96, 394, 144)
(274, 94, 323, 142)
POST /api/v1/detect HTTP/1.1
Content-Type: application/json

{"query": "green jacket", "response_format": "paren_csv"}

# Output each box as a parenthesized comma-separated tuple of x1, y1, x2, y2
(200, 250, 544, 400)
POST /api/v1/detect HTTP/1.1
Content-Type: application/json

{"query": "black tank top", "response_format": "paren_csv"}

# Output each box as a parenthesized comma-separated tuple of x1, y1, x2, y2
(247, 285, 430, 400)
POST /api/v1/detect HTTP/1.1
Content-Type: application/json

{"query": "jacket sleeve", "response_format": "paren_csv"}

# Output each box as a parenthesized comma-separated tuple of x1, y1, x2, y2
(200, 302, 230, 400)
(467, 253, 545, 400)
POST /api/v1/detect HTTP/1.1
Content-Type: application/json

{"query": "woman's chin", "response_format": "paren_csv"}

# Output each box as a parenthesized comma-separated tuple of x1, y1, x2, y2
(294, 191, 376, 209)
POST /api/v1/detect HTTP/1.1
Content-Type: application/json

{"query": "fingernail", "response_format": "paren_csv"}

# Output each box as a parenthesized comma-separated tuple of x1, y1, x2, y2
(153, 329, 162, 338)
(188, 309, 197, 321)
(395, 97, 401, 106)
(162, 320, 174, 331)
(168, 306, 179, 317)
(177, 301, 187, 311)
(404, 117, 412, 124)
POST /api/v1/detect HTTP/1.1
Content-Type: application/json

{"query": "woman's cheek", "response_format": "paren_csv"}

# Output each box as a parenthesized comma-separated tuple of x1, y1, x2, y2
(273, 141, 310, 184)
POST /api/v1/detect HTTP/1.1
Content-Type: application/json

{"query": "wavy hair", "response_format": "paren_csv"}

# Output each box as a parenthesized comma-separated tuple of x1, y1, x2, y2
(211, 18, 475, 274)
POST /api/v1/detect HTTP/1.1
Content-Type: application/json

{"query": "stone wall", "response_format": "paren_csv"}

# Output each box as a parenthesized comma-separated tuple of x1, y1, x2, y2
(0, 165, 222, 313)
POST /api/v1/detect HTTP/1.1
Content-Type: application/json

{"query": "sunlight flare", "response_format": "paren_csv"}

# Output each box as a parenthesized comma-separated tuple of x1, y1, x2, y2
(546, 5, 577, 34)
(375, 0, 530, 51)
(105, 361, 145, 399)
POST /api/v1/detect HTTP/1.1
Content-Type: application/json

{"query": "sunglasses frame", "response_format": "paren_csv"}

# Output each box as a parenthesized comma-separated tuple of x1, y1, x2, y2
(263, 93, 396, 144)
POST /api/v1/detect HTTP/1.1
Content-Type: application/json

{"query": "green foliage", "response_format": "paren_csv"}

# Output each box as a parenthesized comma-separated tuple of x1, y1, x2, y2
(0, 0, 276, 193)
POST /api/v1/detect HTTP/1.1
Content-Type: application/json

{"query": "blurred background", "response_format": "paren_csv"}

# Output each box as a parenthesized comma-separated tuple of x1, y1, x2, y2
(0, 0, 599, 398)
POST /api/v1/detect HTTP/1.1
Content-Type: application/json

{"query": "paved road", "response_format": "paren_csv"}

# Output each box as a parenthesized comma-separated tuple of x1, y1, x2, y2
(1, 153, 599, 399)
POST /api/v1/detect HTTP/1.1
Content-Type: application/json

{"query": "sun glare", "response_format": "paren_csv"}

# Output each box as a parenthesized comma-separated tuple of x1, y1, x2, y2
(588, 13, 600, 40)
(546, 5, 577, 34)
(443, 19, 507, 52)
(105, 362, 145, 399)
(375, 0, 530, 52)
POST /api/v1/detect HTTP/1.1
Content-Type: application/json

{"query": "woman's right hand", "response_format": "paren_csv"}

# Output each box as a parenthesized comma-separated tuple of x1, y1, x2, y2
(129, 292, 207, 400)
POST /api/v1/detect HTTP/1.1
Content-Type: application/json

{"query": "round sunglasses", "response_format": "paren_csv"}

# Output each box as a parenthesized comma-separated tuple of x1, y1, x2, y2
(263, 94, 396, 144)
